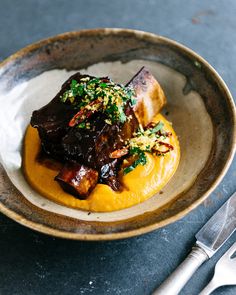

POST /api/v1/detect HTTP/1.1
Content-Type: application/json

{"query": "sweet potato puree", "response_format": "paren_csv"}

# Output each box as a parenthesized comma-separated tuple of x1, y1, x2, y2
(23, 114, 180, 212)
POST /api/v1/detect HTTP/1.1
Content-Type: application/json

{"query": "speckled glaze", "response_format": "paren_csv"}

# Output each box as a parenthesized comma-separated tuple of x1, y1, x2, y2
(0, 29, 235, 240)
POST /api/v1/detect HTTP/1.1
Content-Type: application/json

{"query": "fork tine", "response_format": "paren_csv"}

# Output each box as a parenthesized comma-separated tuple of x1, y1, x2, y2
(224, 241, 236, 258)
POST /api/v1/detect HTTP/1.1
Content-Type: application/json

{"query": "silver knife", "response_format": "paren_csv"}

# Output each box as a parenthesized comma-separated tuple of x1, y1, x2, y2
(153, 191, 236, 295)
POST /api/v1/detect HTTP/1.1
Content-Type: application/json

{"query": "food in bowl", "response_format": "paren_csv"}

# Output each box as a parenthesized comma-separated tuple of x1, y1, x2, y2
(23, 67, 180, 212)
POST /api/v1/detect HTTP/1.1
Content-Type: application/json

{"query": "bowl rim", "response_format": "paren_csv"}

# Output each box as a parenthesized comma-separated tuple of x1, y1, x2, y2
(0, 28, 235, 240)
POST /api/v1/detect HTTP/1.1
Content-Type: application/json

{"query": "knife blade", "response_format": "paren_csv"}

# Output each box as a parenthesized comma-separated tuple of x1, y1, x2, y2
(196, 191, 236, 256)
(153, 191, 236, 295)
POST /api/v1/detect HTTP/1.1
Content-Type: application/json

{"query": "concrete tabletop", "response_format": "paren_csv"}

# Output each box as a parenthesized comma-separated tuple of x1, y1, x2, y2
(0, 1, 235, 294)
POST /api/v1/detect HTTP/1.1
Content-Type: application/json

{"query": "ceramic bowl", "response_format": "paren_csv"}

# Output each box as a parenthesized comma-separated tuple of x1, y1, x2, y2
(0, 29, 235, 240)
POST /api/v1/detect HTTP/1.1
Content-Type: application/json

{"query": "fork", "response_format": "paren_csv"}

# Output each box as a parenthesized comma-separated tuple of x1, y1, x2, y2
(199, 242, 236, 295)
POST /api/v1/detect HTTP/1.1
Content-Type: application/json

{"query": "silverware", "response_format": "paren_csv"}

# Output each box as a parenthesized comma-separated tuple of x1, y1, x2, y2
(153, 191, 236, 295)
(199, 241, 236, 295)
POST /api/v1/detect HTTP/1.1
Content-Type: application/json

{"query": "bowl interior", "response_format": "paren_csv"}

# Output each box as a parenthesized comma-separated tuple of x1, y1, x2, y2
(0, 29, 235, 239)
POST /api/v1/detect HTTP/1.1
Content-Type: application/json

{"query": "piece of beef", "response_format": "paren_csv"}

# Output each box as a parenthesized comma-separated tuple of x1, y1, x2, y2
(93, 104, 138, 190)
(55, 163, 98, 199)
(30, 67, 164, 198)
(60, 104, 139, 191)
(31, 72, 94, 159)
(31, 72, 139, 192)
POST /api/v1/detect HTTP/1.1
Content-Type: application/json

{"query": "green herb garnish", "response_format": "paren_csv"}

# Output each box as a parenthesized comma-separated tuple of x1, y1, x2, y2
(130, 96, 137, 106)
(122, 121, 173, 174)
(150, 121, 164, 133)
(123, 148, 147, 175)
(77, 122, 86, 129)
(60, 77, 136, 126)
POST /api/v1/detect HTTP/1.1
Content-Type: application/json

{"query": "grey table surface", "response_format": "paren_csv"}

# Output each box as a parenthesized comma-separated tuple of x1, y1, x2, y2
(0, 0, 235, 294)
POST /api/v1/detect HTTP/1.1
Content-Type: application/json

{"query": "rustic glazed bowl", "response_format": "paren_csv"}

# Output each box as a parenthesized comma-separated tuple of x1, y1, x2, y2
(0, 29, 235, 240)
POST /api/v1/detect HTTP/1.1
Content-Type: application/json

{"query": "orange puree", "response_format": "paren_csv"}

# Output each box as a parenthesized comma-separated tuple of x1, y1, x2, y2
(23, 114, 180, 212)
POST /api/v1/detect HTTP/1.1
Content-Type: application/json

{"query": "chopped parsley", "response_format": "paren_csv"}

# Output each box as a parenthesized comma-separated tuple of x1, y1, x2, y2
(150, 121, 164, 133)
(122, 121, 173, 174)
(60, 77, 136, 127)
(77, 122, 86, 129)
(123, 148, 147, 175)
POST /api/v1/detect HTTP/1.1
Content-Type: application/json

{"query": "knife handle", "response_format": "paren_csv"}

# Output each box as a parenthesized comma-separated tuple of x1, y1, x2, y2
(153, 245, 209, 295)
